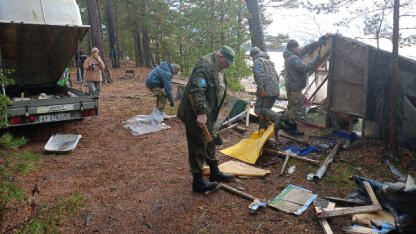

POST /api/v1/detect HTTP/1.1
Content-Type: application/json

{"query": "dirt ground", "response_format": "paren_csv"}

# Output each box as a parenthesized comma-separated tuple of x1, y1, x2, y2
(5, 65, 416, 233)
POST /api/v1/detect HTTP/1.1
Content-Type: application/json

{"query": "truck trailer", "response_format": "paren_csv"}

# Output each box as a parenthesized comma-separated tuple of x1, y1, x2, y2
(0, 0, 98, 126)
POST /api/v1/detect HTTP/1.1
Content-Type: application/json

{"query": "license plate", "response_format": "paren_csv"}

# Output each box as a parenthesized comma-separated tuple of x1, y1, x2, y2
(39, 113, 71, 123)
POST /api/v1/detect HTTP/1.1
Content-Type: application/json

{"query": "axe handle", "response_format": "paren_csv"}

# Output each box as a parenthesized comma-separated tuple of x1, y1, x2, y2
(188, 94, 212, 142)
(220, 183, 257, 201)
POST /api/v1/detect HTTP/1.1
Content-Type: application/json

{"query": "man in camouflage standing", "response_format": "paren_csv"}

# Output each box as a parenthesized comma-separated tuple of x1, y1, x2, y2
(250, 47, 285, 139)
(283, 36, 326, 135)
(178, 46, 235, 193)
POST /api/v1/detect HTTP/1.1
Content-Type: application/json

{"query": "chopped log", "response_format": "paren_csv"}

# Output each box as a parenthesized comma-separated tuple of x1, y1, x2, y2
(324, 196, 368, 206)
(313, 140, 343, 181)
(263, 148, 319, 166)
(362, 181, 380, 206)
(317, 205, 382, 219)
(342, 226, 377, 234)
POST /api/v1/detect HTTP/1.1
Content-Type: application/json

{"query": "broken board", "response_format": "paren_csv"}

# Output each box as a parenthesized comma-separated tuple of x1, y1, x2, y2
(268, 185, 317, 215)
(214, 96, 238, 132)
(202, 160, 271, 177)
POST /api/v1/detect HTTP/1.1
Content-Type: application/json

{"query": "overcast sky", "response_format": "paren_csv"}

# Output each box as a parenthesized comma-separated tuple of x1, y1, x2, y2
(265, 0, 416, 59)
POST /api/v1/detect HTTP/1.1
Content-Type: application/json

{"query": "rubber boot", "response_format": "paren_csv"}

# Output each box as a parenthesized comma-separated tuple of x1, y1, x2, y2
(192, 174, 217, 193)
(209, 162, 234, 182)
(287, 123, 304, 136)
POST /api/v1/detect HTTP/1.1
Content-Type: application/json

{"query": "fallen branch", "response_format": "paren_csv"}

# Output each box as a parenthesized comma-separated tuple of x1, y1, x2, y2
(263, 148, 319, 166)
(313, 140, 343, 181)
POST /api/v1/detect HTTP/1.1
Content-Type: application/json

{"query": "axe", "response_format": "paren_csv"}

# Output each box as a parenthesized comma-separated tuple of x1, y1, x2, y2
(188, 94, 212, 142)
(205, 183, 267, 214)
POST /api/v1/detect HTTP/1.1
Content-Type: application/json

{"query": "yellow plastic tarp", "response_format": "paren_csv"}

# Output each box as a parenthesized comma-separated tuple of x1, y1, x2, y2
(220, 124, 275, 164)
(202, 160, 271, 177)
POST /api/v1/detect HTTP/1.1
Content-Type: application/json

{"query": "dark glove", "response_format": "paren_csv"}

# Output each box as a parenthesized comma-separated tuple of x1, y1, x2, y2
(170, 101, 174, 107)
(318, 35, 327, 46)
(314, 54, 321, 63)
(213, 135, 223, 145)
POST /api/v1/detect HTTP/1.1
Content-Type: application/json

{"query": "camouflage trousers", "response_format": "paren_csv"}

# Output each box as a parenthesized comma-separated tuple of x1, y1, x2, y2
(184, 120, 217, 174)
(254, 95, 283, 131)
(285, 90, 302, 125)
(150, 88, 167, 112)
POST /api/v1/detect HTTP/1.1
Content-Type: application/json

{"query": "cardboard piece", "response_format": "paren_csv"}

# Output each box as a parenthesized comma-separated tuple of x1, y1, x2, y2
(268, 185, 317, 215)
(203, 160, 271, 177)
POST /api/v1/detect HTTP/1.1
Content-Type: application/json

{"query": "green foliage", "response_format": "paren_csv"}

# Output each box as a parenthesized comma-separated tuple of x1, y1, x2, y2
(0, 69, 14, 128)
(0, 133, 26, 150)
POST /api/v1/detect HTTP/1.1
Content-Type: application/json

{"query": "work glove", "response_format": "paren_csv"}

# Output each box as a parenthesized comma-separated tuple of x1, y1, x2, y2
(213, 135, 223, 145)
(196, 114, 207, 129)
(170, 101, 175, 107)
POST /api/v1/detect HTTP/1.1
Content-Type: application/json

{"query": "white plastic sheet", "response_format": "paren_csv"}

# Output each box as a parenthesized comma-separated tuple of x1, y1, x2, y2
(0, 0, 83, 25)
(122, 109, 172, 136)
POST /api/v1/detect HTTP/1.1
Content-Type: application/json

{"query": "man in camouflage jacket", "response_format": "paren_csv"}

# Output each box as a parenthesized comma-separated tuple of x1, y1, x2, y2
(177, 46, 235, 193)
(250, 47, 286, 137)
(283, 37, 324, 135)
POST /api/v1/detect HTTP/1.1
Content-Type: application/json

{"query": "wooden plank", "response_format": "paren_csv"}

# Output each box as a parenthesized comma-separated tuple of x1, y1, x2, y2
(217, 123, 238, 134)
(315, 202, 335, 234)
(324, 196, 368, 206)
(342, 226, 377, 234)
(214, 96, 238, 132)
(317, 205, 382, 219)
(362, 181, 380, 206)
(263, 148, 320, 166)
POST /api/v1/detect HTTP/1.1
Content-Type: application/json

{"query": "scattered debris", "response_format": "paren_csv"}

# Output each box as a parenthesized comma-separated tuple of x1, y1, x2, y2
(44, 134, 82, 153)
(342, 225, 377, 234)
(202, 160, 271, 177)
(287, 166, 296, 174)
(279, 153, 290, 176)
(268, 185, 317, 216)
(324, 197, 368, 206)
(122, 109, 170, 136)
(385, 159, 406, 182)
(279, 133, 309, 145)
(317, 205, 383, 219)
(313, 139, 343, 181)
(314, 200, 336, 234)
(263, 148, 320, 166)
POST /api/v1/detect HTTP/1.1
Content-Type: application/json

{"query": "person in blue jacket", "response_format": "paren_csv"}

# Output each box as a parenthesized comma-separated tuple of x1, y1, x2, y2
(145, 62, 180, 112)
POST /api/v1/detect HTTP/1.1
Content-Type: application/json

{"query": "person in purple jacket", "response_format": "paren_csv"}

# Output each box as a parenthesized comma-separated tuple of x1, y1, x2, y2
(145, 62, 180, 112)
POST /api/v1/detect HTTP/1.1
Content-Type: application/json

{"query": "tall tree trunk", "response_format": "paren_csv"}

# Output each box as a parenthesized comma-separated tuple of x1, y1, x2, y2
(210, 0, 215, 50)
(220, 0, 226, 45)
(105, 0, 120, 68)
(245, 0, 266, 51)
(141, 0, 154, 67)
(389, 0, 400, 150)
(236, 0, 244, 72)
(114, 3, 122, 60)
(86, 0, 112, 83)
